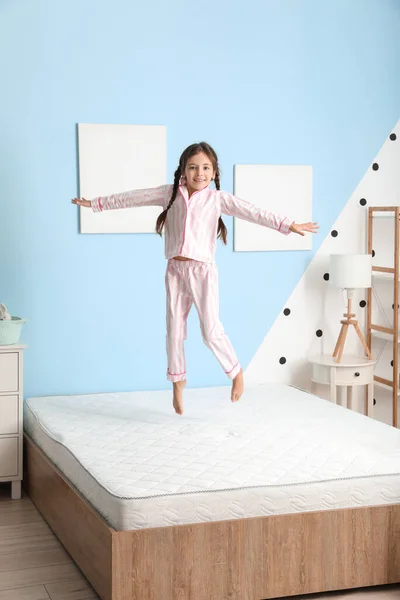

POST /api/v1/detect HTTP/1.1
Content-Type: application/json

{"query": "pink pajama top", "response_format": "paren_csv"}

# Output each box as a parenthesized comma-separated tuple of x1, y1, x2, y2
(91, 184, 294, 263)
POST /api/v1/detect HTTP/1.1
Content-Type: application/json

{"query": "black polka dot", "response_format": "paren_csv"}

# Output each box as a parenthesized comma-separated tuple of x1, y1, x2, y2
(279, 357, 286, 365)
(391, 360, 394, 367)
(331, 230, 338, 238)
(359, 300, 367, 308)
(359, 198, 367, 206)
(372, 163, 379, 171)
(372, 250, 375, 258)
(393, 304, 399, 310)
(316, 329, 323, 337)
(323, 273, 330, 281)
(373, 398, 376, 406)
(283, 308, 291, 316)
(390, 133, 397, 141)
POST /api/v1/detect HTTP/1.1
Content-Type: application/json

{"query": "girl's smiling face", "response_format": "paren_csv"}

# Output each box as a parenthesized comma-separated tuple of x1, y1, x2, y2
(182, 152, 216, 196)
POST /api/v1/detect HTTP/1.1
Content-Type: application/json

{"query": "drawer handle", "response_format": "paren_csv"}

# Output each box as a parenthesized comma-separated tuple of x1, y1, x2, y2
(354, 372, 360, 377)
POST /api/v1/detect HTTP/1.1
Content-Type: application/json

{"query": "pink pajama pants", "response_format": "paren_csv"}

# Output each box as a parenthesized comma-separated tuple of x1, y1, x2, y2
(165, 259, 241, 383)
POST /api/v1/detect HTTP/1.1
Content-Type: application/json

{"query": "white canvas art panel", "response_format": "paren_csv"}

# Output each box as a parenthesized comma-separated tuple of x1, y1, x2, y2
(78, 124, 167, 234)
(233, 164, 313, 251)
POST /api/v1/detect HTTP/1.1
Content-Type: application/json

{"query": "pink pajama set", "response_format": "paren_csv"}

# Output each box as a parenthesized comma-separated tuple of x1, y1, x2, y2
(91, 184, 293, 383)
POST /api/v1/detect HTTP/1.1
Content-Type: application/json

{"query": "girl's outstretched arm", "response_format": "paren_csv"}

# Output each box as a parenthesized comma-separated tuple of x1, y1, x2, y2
(220, 191, 318, 236)
(71, 184, 172, 212)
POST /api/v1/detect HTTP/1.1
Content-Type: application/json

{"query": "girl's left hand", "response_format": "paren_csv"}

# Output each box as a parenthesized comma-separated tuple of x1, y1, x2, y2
(289, 222, 319, 236)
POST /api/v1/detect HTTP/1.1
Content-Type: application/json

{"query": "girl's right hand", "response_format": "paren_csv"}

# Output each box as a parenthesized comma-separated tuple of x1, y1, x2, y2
(71, 197, 91, 208)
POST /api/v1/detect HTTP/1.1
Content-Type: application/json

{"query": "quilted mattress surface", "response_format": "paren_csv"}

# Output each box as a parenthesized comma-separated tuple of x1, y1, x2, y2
(23, 383, 400, 530)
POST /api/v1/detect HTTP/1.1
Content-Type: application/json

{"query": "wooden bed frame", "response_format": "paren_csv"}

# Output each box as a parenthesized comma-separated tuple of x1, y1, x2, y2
(24, 434, 400, 600)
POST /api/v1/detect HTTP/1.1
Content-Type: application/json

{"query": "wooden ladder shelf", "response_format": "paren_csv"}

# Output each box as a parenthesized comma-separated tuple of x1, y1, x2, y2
(367, 206, 400, 427)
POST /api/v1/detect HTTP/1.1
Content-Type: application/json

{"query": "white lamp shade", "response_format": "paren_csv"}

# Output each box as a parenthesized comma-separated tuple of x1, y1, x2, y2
(329, 254, 372, 289)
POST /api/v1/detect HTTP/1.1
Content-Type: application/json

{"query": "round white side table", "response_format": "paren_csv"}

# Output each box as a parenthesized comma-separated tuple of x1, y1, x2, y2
(308, 355, 376, 416)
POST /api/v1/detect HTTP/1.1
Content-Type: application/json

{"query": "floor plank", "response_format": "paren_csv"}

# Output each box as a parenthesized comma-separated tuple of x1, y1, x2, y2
(0, 521, 53, 540)
(0, 497, 35, 512)
(294, 585, 400, 599)
(0, 563, 83, 592)
(0, 533, 63, 556)
(0, 548, 73, 573)
(0, 509, 43, 527)
(0, 585, 50, 600)
(45, 579, 99, 600)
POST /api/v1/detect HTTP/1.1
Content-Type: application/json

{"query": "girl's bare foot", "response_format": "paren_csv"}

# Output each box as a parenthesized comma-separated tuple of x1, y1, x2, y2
(173, 380, 186, 415)
(231, 369, 244, 402)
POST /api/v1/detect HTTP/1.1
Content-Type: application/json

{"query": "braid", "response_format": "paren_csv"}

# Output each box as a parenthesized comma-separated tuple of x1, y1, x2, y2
(215, 171, 228, 245)
(155, 166, 181, 237)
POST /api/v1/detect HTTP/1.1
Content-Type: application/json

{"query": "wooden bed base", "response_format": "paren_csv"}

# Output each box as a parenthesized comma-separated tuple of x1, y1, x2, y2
(23, 434, 400, 600)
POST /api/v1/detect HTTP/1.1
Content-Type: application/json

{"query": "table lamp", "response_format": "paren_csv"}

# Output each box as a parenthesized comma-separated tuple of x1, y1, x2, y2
(329, 254, 372, 363)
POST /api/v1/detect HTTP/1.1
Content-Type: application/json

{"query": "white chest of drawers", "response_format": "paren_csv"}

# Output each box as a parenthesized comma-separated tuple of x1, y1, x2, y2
(0, 343, 26, 499)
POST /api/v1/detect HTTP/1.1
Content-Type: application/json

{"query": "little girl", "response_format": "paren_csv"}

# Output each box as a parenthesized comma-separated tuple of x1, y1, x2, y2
(72, 142, 318, 415)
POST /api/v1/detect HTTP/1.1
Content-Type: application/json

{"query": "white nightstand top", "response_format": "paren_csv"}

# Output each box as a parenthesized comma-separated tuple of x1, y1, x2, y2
(0, 343, 27, 351)
(308, 355, 376, 368)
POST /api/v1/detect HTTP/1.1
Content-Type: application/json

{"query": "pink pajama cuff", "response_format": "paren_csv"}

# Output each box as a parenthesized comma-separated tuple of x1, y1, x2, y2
(226, 362, 241, 380)
(167, 369, 186, 383)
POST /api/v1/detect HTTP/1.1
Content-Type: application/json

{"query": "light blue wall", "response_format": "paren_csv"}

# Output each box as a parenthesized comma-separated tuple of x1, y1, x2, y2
(1, 0, 399, 397)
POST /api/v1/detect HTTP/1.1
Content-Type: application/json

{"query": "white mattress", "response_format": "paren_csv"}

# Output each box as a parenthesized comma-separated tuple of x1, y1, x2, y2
(23, 383, 400, 531)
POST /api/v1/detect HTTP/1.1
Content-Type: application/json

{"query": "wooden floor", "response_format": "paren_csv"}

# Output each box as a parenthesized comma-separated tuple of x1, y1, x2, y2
(0, 483, 399, 600)
(0, 483, 99, 600)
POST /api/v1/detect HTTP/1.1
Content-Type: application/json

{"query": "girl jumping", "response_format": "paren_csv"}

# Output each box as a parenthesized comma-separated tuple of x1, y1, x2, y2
(72, 142, 318, 415)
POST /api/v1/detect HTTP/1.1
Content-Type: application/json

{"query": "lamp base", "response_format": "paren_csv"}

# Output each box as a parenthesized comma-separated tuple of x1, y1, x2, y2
(333, 293, 372, 363)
